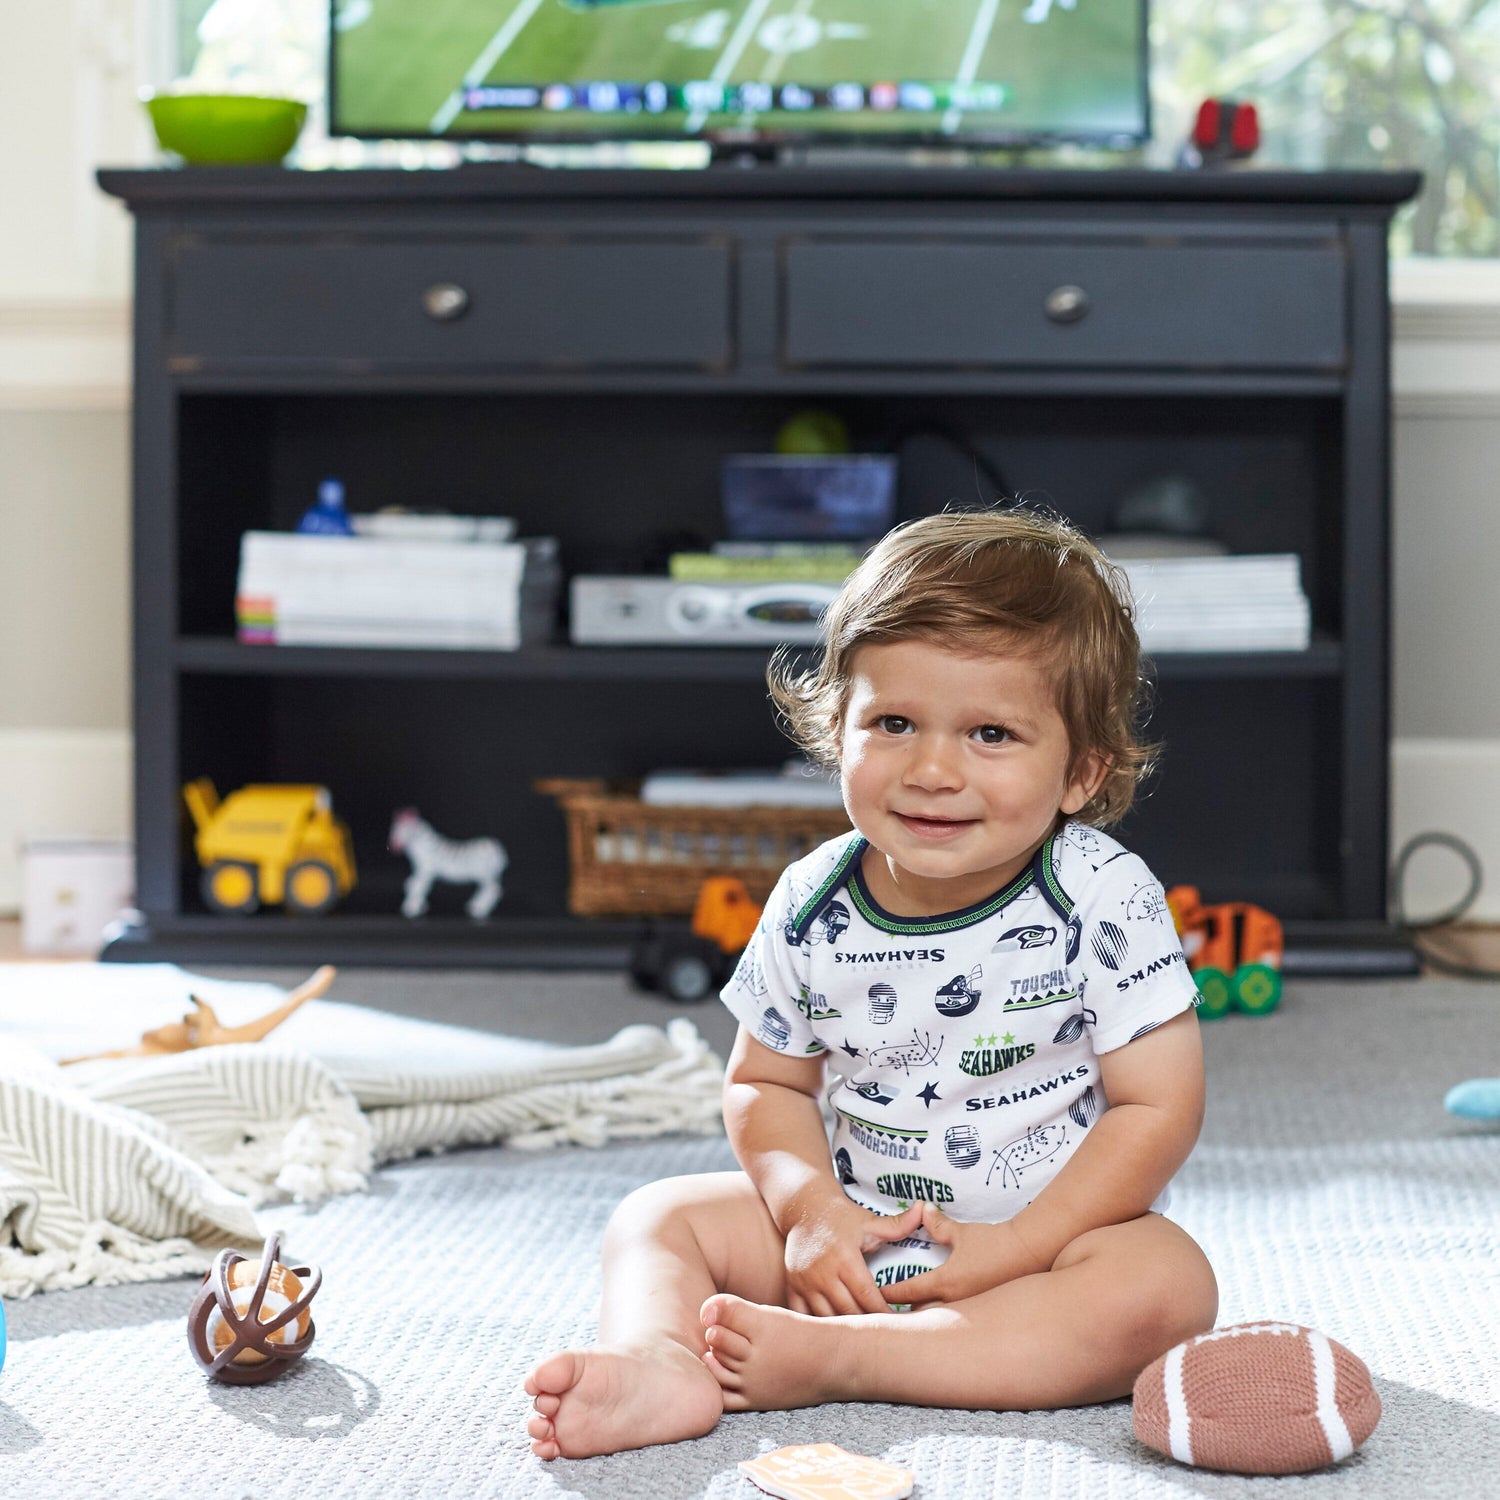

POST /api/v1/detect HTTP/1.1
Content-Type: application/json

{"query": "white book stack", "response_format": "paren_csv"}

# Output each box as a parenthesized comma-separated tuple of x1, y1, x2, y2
(1117, 553, 1312, 653)
(641, 759, 846, 809)
(237, 531, 527, 649)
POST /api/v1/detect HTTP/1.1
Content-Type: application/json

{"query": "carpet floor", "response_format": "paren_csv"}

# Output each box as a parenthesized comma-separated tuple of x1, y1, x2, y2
(2, 971, 1498, 1499)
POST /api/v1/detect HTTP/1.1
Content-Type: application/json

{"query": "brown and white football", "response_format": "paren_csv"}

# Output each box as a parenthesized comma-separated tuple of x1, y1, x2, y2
(1133, 1322, 1381, 1475)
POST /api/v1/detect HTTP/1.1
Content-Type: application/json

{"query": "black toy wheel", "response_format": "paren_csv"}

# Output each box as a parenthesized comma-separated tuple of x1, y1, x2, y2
(660, 937, 726, 1004)
(661, 953, 716, 1004)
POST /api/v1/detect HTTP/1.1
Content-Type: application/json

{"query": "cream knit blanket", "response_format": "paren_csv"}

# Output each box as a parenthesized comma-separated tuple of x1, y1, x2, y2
(0, 965, 724, 1297)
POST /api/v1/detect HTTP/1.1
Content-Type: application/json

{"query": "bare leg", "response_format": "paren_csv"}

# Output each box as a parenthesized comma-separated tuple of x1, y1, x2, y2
(702, 1213, 1217, 1412)
(524, 1171, 788, 1459)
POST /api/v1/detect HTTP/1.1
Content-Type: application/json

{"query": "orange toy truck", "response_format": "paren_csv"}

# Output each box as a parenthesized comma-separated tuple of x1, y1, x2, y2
(630, 876, 763, 1004)
(1166, 885, 1284, 1019)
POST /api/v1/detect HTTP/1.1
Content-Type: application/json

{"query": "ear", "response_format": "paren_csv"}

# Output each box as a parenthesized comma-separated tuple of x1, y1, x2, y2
(1060, 751, 1111, 816)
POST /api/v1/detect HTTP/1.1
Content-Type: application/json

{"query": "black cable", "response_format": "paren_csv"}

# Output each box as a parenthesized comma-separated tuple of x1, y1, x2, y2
(1389, 831, 1500, 979)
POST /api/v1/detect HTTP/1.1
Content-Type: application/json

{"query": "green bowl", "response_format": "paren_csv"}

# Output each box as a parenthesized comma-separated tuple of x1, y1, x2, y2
(142, 92, 307, 165)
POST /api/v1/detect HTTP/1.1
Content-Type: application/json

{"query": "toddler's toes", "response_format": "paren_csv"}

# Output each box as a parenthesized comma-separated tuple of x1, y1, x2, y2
(532, 1392, 561, 1418)
(700, 1292, 752, 1332)
(704, 1322, 752, 1366)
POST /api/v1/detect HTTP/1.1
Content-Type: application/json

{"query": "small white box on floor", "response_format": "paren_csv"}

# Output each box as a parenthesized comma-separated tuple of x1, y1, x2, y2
(21, 838, 135, 955)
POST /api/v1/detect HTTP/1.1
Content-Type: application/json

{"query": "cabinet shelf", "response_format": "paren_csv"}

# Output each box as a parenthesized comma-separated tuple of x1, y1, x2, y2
(102, 913, 640, 969)
(174, 635, 1345, 682)
(96, 907, 1416, 977)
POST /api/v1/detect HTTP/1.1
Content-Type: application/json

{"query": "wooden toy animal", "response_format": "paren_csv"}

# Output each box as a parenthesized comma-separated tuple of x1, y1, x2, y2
(60, 966, 335, 1065)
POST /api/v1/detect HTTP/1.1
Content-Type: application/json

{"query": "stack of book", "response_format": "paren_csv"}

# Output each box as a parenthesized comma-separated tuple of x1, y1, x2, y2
(1118, 553, 1311, 653)
(236, 526, 559, 650)
(641, 759, 845, 809)
(667, 541, 865, 584)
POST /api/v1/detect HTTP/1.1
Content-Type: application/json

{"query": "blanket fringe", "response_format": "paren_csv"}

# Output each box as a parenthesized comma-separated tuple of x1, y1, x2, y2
(200, 1098, 374, 1208)
(370, 1017, 725, 1161)
(0, 1220, 239, 1300)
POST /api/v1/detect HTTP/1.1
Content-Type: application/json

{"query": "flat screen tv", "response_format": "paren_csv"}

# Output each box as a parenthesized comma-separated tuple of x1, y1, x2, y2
(329, 0, 1149, 151)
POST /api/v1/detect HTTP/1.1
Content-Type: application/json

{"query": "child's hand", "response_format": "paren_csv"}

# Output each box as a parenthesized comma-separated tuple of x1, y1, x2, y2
(880, 1204, 1045, 1308)
(783, 1196, 925, 1316)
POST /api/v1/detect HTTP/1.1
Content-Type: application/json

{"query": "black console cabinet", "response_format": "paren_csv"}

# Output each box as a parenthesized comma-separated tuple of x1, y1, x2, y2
(97, 166, 1419, 972)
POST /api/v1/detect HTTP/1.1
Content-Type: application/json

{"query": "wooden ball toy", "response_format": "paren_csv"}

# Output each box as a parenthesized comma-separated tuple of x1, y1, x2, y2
(187, 1231, 321, 1385)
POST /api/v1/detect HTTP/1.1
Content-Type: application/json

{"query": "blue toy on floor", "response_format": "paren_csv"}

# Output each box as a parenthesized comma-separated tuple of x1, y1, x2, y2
(1445, 1080, 1500, 1120)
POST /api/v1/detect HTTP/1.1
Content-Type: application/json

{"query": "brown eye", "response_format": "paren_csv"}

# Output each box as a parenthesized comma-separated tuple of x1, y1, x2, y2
(877, 716, 913, 735)
(975, 725, 1012, 745)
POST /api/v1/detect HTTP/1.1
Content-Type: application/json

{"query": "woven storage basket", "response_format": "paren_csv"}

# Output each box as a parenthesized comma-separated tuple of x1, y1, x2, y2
(537, 778, 852, 917)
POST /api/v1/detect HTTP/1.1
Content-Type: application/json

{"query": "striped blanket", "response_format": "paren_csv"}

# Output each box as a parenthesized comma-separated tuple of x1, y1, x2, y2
(0, 966, 725, 1298)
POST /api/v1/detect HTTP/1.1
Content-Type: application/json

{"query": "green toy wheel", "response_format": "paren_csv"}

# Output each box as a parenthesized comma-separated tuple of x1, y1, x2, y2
(1194, 967, 1233, 1020)
(1232, 962, 1283, 1016)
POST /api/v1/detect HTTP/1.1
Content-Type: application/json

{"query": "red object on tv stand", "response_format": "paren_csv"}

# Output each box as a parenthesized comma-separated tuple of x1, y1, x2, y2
(1191, 98, 1259, 162)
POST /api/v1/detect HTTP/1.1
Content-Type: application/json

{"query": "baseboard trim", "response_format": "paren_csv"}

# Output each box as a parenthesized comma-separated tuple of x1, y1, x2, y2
(0, 729, 133, 912)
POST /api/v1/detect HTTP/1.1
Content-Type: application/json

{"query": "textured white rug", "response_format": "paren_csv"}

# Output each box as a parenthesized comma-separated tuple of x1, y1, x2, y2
(2, 975, 1498, 1499)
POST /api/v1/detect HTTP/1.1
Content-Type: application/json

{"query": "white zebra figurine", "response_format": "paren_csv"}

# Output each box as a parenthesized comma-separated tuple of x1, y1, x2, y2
(389, 809, 507, 919)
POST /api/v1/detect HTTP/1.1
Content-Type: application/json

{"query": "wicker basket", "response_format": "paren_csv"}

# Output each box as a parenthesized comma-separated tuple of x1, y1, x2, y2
(537, 778, 852, 918)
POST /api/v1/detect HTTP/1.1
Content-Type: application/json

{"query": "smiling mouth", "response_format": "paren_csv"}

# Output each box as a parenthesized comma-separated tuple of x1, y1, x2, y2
(895, 813, 977, 838)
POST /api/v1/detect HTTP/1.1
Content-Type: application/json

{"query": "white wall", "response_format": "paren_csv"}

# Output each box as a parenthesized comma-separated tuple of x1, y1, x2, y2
(1388, 269, 1500, 918)
(0, 0, 156, 907)
(3, 5, 1499, 918)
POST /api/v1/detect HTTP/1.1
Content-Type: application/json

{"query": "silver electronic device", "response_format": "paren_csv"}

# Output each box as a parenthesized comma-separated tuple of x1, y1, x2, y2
(570, 576, 835, 645)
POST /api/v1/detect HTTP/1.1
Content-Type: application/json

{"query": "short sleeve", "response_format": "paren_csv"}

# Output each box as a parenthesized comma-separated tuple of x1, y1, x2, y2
(1076, 852, 1201, 1053)
(719, 866, 822, 1057)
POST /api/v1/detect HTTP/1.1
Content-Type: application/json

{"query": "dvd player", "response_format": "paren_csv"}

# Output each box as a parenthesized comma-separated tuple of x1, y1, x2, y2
(570, 576, 835, 645)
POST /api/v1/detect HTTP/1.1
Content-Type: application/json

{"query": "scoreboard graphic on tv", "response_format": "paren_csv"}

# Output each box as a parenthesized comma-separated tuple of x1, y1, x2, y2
(330, 0, 1148, 145)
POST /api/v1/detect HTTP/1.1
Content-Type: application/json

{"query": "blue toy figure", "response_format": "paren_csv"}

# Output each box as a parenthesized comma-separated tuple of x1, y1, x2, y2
(296, 477, 355, 536)
(1445, 1079, 1500, 1120)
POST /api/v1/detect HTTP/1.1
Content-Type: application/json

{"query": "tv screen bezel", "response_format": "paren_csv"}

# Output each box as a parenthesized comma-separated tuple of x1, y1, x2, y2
(326, 0, 1151, 153)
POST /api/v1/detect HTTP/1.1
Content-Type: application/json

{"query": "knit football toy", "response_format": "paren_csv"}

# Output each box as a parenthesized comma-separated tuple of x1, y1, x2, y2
(1133, 1322, 1381, 1475)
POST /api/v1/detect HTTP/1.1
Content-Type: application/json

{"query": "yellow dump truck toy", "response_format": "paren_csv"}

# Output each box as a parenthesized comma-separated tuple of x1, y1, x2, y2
(183, 778, 357, 916)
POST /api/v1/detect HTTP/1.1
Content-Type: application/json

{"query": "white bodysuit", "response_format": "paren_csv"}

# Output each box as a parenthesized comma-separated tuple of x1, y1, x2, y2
(720, 821, 1202, 1237)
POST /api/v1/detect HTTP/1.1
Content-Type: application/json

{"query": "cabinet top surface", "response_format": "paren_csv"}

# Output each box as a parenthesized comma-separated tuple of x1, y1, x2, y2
(97, 164, 1421, 212)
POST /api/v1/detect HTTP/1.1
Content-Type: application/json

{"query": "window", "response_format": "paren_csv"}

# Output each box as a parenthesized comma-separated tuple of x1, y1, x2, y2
(1154, 0, 1500, 257)
(173, 0, 1500, 255)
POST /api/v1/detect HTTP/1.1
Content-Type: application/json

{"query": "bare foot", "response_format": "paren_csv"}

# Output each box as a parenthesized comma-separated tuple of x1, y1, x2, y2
(701, 1294, 866, 1411)
(523, 1339, 724, 1459)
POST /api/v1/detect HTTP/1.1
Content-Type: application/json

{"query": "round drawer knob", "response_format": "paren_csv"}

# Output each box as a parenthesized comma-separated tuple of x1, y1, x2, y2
(422, 283, 470, 321)
(1044, 284, 1090, 323)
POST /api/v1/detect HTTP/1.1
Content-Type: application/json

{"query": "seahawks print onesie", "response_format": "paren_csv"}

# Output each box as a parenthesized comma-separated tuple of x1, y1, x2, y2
(721, 821, 1202, 1235)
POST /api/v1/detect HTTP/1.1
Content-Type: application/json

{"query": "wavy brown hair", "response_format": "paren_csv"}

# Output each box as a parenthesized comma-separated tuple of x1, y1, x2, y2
(768, 508, 1156, 828)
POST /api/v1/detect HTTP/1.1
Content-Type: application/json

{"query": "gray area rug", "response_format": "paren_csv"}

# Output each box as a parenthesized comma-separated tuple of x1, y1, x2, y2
(3, 973, 1499, 1499)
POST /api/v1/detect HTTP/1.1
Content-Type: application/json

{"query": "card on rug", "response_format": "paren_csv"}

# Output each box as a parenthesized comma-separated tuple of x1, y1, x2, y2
(740, 1443, 915, 1500)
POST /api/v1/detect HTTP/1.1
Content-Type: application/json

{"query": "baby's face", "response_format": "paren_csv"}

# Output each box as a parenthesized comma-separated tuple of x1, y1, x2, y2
(839, 638, 1103, 915)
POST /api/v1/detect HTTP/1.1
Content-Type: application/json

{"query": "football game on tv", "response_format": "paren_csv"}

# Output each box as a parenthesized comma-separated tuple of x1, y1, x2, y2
(329, 0, 1149, 148)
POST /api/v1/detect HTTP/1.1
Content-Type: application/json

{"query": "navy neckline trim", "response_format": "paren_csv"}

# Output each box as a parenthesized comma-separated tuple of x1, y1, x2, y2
(844, 837, 1058, 936)
(787, 826, 1078, 941)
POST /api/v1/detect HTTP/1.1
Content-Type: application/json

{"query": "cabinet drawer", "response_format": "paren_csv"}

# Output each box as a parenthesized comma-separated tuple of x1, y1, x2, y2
(168, 236, 734, 370)
(783, 239, 1346, 370)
